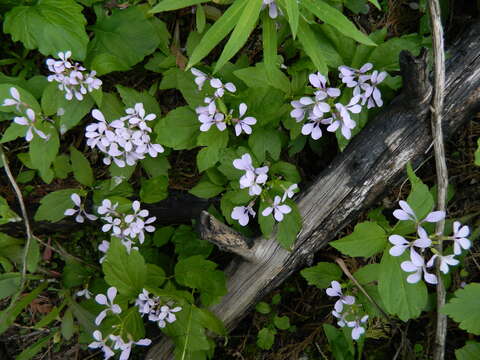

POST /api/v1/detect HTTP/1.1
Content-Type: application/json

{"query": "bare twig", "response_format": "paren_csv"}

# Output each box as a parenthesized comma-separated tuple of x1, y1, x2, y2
(427, 1, 448, 359)
(1, 147, 35, 291)
(334, 258, 390, 319)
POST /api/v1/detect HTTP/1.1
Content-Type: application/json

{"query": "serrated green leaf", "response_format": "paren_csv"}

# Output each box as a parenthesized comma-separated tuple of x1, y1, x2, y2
(257, 327, 275, 350)
(248, 127, 281, 162)
(87, 7, 160, 75)
(196, 307, 226, 336)
(172, 225, 213, 260)
(103, 238, 147, 298)
(187, 0, 246, 69)
(4, 0, 88, 59)
(255, 301, 271, 314)
(441, 283, 480, 335)
(455, 341, 480, 360)
(189, 178, 224, 199)
(120, 307, 145, 341)
(273, 315, 290, 330)
(140, 176, 169, 203)
(70, 146, 94, 187)
(155, 107, 200, 150)
(378, 250, 427, 321)
(330, 221, 387, 257)
(302, 0, 375, 46)
(34, 189, 86, 222)
(300, 262, 342, 289)
(150, 0, 209, 13)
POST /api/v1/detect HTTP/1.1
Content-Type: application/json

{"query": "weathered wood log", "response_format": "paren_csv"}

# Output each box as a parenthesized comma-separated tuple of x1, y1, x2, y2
(147, 22, 480, 359)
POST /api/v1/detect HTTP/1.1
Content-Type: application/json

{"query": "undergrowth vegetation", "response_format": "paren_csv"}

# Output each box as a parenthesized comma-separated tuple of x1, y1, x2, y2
(0, 0, 478, 359)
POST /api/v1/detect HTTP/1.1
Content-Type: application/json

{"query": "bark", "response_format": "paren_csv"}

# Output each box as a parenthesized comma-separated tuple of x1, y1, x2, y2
(147, 22, 480, 359)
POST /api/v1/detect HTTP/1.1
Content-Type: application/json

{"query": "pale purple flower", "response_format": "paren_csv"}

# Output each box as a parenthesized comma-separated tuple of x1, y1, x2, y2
(210, 78, 236, 98)
(359, 70, 387, 109)
(347, 315, 369, 340)
(231, 205, 256, 226)
(451, 221, 471, 255)
(2, 87, 22, 110)
(14, 108, 48, 142)
(282, 184, 298, 202)
(338, 63, 372, 89)
(309, 72, 341, 99)
(388, 226, 432, 257)
(135, 289, 156, 315)
(233, 153, 254, 172)
(393, 200, 445, 225)
(299, 95, 330, 119)
(76, 288, 93, 299)
(332, 310, 347, 327)
(94, 287, 122, 325)
(98, 240, 110, 263)
(109, 335, 151, 360)
(326, 281, 355, 312)
(191, 68, 208, 90)
(262, 0, 280, 19)
(97, 199, 118, 216)
(64, 193, 98, 223)
(426, 254, 459, 274)
(323, 97, 362, 140)
(301, 116, 324, 140)
(152, 305, 182, 328)
(234, 103, 256, 136)
(198, 112, 226, 132)
(290, 100, 308, 122)
(400, 250, 437, 284)
(262, 196, 291, 222)
(88, 330, 114, 360)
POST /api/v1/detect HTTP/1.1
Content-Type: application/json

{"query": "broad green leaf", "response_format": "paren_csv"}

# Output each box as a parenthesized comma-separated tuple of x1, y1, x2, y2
(297, 19, 328, 74)
(270, 161, 301, 183)
(153, 226, 175, 247)
(257, 327, 276, 350)
(301, 0, 375, 46)
(62, 261, 92, 288)
(175, 255, 227, 306)
(146, 264, 166, 288)
(300, 262, 342, 289)
(116, 85, 161, 116)
(368, 34, 422, 71)
(455, 341, 480, 360)
(120, 307, 145, 341)
(273, 315, 290, 330)
(15, 333, 55, 360)
(3, 0, 88, 59)
(140, 176, 169, 203)
(53, 154, 72, 179)
(255, 301, 271, 314)
(262, 15, 290, 93)
(189, 178, 224, 199)
(141, 156, 171, 178)
(103, 238, 147, 298)
(196, 307, 226, 336)
(172, 225, 213, 259)
(196, 127, 229, 171)
(0, 122, 26, 144)
(276, 201, 302, 249)
(155, 107, 200, 150)
(0, 273, 20, 300)
(61, 308, 75, 340)
(187, 0, 246, 69)
(0, 196, 20, 225)
(34, 189, 86, 222)
(330, 221, 387, 257)
(70, 146, 94, 187)
(441, 283, 480, 335)
(29, 123, 59, 178)
(323, 324, 354, 360)
(0, 282, 48, 334)
(69, 299, 96, 334)
(258, 200, 275, 236)
(150, 0, 209, 13)
(197, 146, 222, 172)
(378, 250, 427, 321)
(87, 7, 160, 75)
(248, 127, 281, 162)
(214, 0, 263, 73)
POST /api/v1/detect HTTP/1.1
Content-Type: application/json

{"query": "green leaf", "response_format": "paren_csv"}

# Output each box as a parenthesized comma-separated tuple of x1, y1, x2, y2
(3, 0, 88, 59)
(87, 7, 160, 75)
(140, 176, 169, 203)
(61, 308, 75, 340)
(26, 237, 40, 273)
(367, 34, 422, 71)
(330, 221, 387, 257)
(258, 200, 275, 236)
(378, 250, 427, 321)
(0, 273, 20, 300)
(155, 107, 200, 150)
(297, 19, 328, 74)
(273, 315, 290, 330)
(301, 0, 375, 46)
(283, 0, 299, 38)
(270, 161, 301, 183)
(441, 283, 480, 335)
(159, 68, 206, 109)
(141, 156, 170, 178)
(62, 261, 92, 288)
(323, 323, 354, 360)
(189, 178, 224, 199)
(69, 299, 96, 335)
(196, 307, 226, 336)
(153, 226, 175, 247)
(103, 238, 147, 298)
(257, 327, 276, 350)
(15, 333, 55, 360)
(300, 262, 342, 289)
(196, 4, 206, 33)
(214, 0, 263, 73)
(69, 146, 94, 187)
(175, 255, 227, 306)
(455, 341, 480, 360)
(146, 264, 166, 288)
(0, 282, 48, 334)
(475, 138, 480, 166)
(0, 122, 27, 144)
(187, 0, 246, 69)
(120, 307, 145, 341)
(150, 0, 209, 13)
(0, 196, 20, 225)
(248, 128, 281, 162)
(116, 85, 161, 116)
(276, 201, 302, 250)
(255, 301, 271, 314)
(29, 123, 59, 178)
(34, 189, 86, 222)
(53, 154, 72, 179)
(35, 302, 66, 328)
(172, 225, 213, 260)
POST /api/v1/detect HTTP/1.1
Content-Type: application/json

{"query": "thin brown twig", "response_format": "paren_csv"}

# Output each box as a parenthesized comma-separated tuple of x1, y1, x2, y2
(334, 258, 390, 319)
(427, 1, 448, 359)
(1, 146, 34, 291)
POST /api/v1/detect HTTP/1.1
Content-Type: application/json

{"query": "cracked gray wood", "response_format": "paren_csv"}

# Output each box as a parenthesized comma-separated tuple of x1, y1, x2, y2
(146, 21, 480, 359)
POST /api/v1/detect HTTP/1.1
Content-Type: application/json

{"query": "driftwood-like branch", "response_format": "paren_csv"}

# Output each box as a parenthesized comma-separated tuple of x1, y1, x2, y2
(147, 22, 480, 359)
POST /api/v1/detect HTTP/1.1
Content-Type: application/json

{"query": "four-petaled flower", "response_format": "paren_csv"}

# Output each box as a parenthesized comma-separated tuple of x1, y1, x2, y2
(426, 254, 459, 274)
(234, 103, 257, 136)
(451, 221, 471, 255)
(95, 287, 122, 325)
(326, 281, 355, 312)
(347, 315, 369, 340)
(109, 335, 151, 360)
(14, 108, 49, 142)
(262, 196, 291, 222)
(231, 205, 256, 226)
(400, 250, 437, 285)
(393, 200, 445, 225)
(64, 193, 98, 223)
(191, 68, 208, 90)
(88, 330, 114, 360)
(388, 226, 432, 257)
(2, 87, 22, 111)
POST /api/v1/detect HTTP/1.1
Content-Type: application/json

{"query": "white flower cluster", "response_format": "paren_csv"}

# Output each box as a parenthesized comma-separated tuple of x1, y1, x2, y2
(85, 103, 164, 168)
(388, 200, 471, 285)
(326, 281, 368, 340)
(2, 87, 48, 142)
(191, 68, 257, 136)
(135, 289, 182, 328)
(46, 51, 102, 101)
(291, 64, 387, 140)
(98, 199, 156, 254)
(89, 287, 151, 360)
(230, 154, 298, 226)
